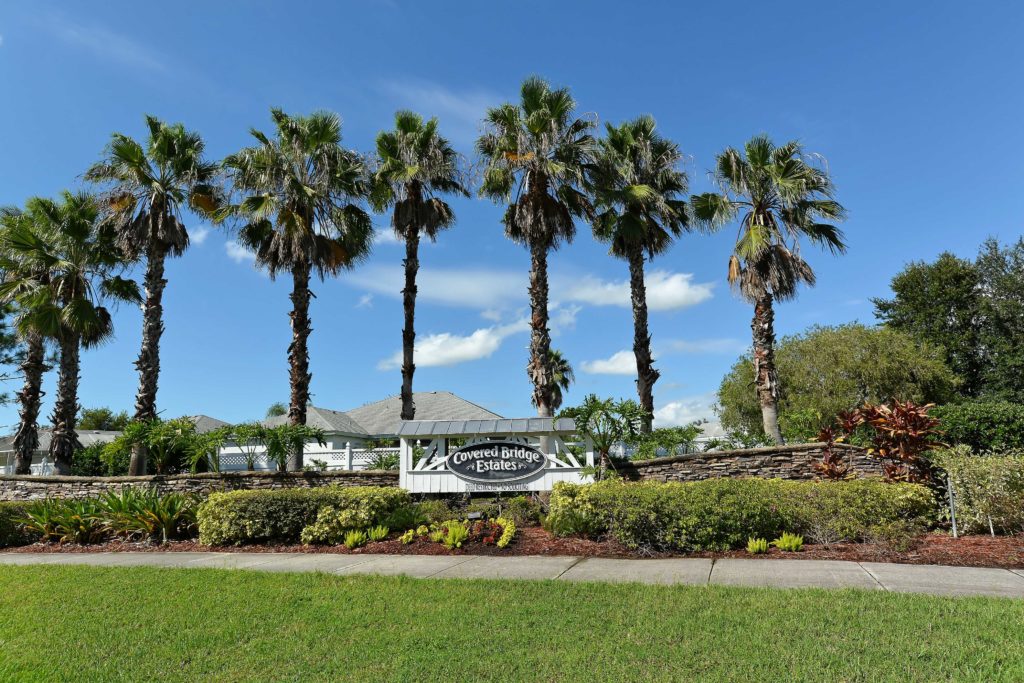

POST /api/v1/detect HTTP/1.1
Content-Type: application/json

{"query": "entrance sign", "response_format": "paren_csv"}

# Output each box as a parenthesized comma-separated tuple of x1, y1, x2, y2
(447, 441, 547, 483)
(398, 417, 594, 494)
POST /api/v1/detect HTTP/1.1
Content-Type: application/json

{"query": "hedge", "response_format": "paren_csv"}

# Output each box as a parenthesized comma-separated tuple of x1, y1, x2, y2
(932, 400, 1024, 452)
(197, 486, 410, 546)
(0, 502, 38, 548)
(547, 478, 935, 551)
(933, 446, 1024, 535)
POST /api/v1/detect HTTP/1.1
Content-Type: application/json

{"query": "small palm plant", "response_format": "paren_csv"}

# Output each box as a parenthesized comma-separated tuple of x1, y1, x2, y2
(691, 136, 846, 443)
(538, 348, 575, 413)
(86, 116, 219, 475)
(478, 77, 595, 419)
(220, 109, 372, 470)
(587, 116, 692, 431)
(371, 111, 469, 420)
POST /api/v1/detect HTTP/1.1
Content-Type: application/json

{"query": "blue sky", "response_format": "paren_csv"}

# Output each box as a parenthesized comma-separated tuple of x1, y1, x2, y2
(1, 1, 1022, 431)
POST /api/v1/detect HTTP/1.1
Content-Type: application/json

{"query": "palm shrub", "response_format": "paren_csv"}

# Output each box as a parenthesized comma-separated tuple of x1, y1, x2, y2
(263, 424, 326, 472)
(587, 116, 692, 431)
(101, 488, 198, 543)
(478, 77, 594, 419)
(220, 109, 372, 470)
(692, 136, 847, 444)
(86, 116, 219, 476)
(0, 502, 38, 547)
(371, 111, 469, 420)
(23, 498, 108, 545)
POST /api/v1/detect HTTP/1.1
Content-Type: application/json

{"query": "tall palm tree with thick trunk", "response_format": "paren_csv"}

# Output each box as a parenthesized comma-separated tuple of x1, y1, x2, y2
(0, 207, 48, 474)
(221, 109, 372, 470)
(478, 77, 594, 419)
(0, 193, 139, 474)
(371, 111, 469, 421)
(692, 135, 846, 443)
(587, 116, 692, 432)
(86, 116, 218, 475)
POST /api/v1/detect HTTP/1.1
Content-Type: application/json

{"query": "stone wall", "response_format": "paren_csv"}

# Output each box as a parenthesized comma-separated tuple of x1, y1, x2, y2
(620, 442, 882, 482)
(0, 470, 399, 502)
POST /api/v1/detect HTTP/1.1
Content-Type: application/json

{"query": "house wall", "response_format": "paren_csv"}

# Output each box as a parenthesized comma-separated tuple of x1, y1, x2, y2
(0, 470, 398, 501)
(617, 443, 882, 482)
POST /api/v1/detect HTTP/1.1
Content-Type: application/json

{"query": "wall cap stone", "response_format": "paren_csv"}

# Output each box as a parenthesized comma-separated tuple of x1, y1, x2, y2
(0, 470, 400, 485)
(625, 441, 864, 468)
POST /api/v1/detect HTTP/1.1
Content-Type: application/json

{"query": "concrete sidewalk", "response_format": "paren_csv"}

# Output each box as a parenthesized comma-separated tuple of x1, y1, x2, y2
(2, 551, 1023, 598)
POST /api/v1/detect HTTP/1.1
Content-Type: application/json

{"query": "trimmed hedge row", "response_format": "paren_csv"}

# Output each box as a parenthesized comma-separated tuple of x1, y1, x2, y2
(933, 447, 1024, 535)
(0, 502, 38, 548)
(933, 400, 1024, 452)
(197, 486, 410, 546)
(547, 478, 935, 551)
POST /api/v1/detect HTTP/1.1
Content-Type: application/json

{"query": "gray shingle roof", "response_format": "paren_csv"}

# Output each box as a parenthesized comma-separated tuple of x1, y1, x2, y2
(189, 415, 231, 434)
(345, 391, 502, 437)
(262, 406, 368, 436)
(396, 417, 576, 437)
(0, 429, 122, 453)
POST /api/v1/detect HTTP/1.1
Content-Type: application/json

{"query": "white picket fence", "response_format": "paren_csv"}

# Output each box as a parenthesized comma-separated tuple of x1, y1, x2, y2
(216, 443, 401, 472)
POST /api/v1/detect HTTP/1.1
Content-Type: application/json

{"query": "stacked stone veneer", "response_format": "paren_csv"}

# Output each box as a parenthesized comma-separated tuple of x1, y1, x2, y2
(0, 470, 399, 502)
(618, 442, 883, 482)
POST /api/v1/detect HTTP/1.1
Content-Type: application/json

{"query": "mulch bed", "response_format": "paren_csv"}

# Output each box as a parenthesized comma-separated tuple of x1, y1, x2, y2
(4, 528, 1023, 568)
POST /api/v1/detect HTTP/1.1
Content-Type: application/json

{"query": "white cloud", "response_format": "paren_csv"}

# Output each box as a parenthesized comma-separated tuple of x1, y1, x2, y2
(549, 304, 581, 335)
(43, 12, 167, 73)
(377, 80, 501, 147)
(356, 293, 374, 309)
(373, 228, 401, 246)
(190, 226, 210, 246)
(346, 266, 522, 310)
(581, 350, 638, 376)
(654, 393, 718, 428)
(0, 34, 4, 47)
(562, 270, 714, 312)
(377, 318, 528, 370)
(225, 241, 255, 264)
(663, 338, 746, 354)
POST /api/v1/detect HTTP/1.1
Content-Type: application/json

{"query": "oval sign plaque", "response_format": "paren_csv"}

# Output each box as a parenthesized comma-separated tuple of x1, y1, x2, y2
(446, 441, 547, 483)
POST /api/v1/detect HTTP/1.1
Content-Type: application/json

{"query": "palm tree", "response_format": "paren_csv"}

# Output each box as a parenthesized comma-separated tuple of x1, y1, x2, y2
(220, 109, 373, 470)
(0, 192, 139, 474)
(477, 77, 594, 419)
(587, 116, 691, 431)
(85, 115, 218, 475)
(371, 111, 469, 421)
(691, 135, 846, 443)
(0, 207, 48, 474)
(543, 348, 575, 412)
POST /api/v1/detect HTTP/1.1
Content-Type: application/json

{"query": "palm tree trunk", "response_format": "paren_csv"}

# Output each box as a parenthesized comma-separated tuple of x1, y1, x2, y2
(752, 293, 785, 444)
(287, 261, 312, 471)
(527, 243, 553, 418)
(49, 335, 82, 475)
(627, 247, 658, 433)
(129, 243, 168, 475)
(13, 333, 46, 474)
(400, 230, 420, 421)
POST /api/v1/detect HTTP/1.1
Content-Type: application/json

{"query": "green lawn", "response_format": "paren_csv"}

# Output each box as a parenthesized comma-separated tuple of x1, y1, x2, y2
(0, 566, 1022, 681)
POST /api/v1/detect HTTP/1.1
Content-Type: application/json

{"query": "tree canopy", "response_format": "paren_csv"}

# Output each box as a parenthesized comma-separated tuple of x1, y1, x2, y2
(716, 323, 959, 441)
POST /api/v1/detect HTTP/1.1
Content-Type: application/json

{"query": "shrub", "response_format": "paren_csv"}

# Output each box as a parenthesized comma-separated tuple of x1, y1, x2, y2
(496, 517, 516, 548)
(24, 498, 108, 545)
(71, 443, 117, 476)
(932, 401, 1024, 452)
(300, 506, 374, 545)
(501, 496, 542, 526)
(384, 505, 427, 531)
(101, 488, 198, 543)
(547, 478, 935, 552)
(399, 529, 415, 544)
(771, 532, 804, 552)
(441, 520, 469, 549)
(366, 525, 389, 542)
(932, 446, 1024, 535)
(0, 502, 38, 548)
(197, 486, 410, 546)
(343, 529, 368, 549)
(415, 499, 456, 525)
(746, 537, 769, 554)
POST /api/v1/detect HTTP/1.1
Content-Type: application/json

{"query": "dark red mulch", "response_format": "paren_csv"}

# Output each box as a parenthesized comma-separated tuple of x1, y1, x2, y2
(4, 529, 1022, 569)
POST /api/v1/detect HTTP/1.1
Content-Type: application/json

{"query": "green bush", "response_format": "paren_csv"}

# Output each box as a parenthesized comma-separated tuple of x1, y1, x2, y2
(932, 446, 1024, 535)
(771, 532, 804, 552)
(547, 478, 935, 552)
(932, 401, 1024, 452)
(71, 443, 128, 476)
(197, 486, 410, 546)
(746, 537, 769, 554)
(415, 499, 456, 524)
(0, 502, 38, 547)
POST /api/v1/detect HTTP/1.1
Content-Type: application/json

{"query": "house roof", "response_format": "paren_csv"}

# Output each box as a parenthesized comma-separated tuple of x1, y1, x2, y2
(189, 415, 231, 434)
(263, 406, 369, 436)
(345, 391, 502, 437)
(396, 417, 576, 437)
(0, 429, 122, 454)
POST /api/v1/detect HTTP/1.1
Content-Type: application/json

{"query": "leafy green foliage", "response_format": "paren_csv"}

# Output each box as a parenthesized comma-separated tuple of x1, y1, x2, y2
(100, 488, 198, 543)
(399, 529, 415, 544)
(560, 394, 646, 477)
(300, 505, 374, 545)
(771, 532, 804, 552)
(102, 418, 200, 475)
(71, 442, 127, 476)
(77, 407, 131, 431)
(746, 537, 769, 554)
(22, 498, 107, 544)
(262, 424, 326, 472)
(197, 486, 410, 546)
(933, 446, 1024, 535)
(414, 499, 456, 525)
(627, 424, 704, 460)
(343, 529, 368, 549)
(495, 517, 516, 549)
(547, 479, 934, 552)
(366, 525, 389, 543)
(932, 401, 1024, 452)
(440, 520, 469, 549)
(0, 502, 38, 547)
(717, 324, 958, 440)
